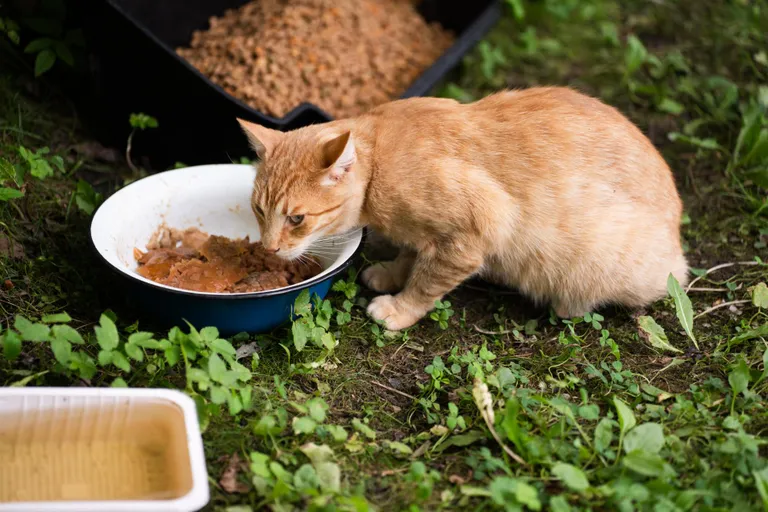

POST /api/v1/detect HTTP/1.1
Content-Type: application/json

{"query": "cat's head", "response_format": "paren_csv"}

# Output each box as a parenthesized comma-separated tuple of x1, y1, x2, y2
(237, 119, 365, 261)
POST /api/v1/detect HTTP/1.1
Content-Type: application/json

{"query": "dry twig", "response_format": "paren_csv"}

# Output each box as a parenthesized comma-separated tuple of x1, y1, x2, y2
(371, 380, 417, 400)
(473, 324, 512, 335)
(686, 261, 758, 292)
(694, 299, 750, 320)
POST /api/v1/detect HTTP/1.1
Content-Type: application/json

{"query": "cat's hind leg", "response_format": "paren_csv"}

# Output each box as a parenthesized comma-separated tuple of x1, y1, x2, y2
(552, 299, 592, 320)
(362, 249, 416, 293)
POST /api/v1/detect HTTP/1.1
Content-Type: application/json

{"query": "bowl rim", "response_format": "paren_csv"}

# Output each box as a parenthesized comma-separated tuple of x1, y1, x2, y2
(89, 164, 365, 300)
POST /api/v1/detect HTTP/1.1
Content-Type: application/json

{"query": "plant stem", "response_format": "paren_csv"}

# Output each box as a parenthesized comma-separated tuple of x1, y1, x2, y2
(686, 261, 759, 292)
(125, 128, 138, 174)
(694, 300, 751, 320)
(64, 190, 75, 222)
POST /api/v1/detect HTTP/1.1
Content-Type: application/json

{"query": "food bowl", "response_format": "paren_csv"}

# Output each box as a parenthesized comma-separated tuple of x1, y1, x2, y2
(0, 387, 208, 512)
(90, 164, 363, 334)
(65, 0, 501, 167)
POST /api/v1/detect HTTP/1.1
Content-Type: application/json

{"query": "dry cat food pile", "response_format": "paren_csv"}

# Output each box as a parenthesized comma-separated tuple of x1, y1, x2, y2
(134, 227, 322, 293)
(176, 0, 455, 118)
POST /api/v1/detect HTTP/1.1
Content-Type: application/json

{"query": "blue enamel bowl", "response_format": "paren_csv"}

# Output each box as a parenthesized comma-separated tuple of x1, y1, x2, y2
(90, 164, 363, 335)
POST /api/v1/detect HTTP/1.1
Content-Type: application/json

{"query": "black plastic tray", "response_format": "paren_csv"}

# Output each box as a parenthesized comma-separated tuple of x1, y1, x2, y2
(73, 0, 501, 167)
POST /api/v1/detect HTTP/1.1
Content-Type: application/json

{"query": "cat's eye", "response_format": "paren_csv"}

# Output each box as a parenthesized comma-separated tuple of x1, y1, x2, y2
(254, 205, 264, 217)
(288, 215, 305, 226)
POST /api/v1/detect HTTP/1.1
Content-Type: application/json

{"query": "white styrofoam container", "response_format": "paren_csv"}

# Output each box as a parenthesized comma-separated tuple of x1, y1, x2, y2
(0, 388, 209, 512)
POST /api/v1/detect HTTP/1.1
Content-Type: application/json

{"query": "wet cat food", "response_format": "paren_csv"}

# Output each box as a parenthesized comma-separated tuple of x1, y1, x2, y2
(134, 227, 321, 293)
(176, 0, 455, 119)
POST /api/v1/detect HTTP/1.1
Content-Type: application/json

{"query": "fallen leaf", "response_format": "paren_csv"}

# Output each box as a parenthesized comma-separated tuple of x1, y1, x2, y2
(219, 453, 250, 494)
(449, 474, 468, 485)
(637, 316, 682, 353)
(235, 341, 259, 360)
(752, 283, 768, 309)
(0, 236, 24, 259)
(411, 440, 431, 459)
(430, 425, 449, 436)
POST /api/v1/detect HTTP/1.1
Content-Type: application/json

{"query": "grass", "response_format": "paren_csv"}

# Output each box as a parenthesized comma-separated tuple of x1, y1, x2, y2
(2, 0, 768, 510)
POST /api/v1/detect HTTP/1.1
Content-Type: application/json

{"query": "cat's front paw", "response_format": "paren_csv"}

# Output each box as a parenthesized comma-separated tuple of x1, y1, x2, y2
(367, 294, 422, 331)
(362, 263, 403, 293)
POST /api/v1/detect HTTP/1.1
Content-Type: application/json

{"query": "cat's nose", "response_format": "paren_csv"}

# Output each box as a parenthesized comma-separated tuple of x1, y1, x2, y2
(265, 247, 280, 254)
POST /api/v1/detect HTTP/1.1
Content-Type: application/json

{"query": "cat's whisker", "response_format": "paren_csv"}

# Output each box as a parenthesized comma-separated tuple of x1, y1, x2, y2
(315, 229, 362, 241)
(310, 240, 354, 249)
(305, 250, 341, 259)
(309, 244, 346, 252)
(310, 239, 357, 249)
(320, 230, 361, 237)
(313, 239, 349, 247)
(305, 250, 340, 258)
(314, 236, 354, 243)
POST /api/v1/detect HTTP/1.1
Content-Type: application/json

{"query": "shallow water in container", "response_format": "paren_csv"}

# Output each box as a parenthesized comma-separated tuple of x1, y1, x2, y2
(0, 401, 193, 502)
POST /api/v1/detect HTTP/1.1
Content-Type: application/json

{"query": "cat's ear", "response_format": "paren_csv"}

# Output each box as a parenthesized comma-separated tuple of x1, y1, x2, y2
(237, 118, 281, 159)
(321, 131, 356, 186)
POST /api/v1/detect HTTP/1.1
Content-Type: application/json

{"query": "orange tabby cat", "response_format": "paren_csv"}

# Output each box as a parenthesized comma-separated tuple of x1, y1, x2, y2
(238, 87, 689, 330)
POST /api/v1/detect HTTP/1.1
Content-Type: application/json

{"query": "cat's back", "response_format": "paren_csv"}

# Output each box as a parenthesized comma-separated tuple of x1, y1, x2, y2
(467, 87, 661, 160)
(364, 96, 467, 125)
(367, 88, 661, 165)
(365, 87, 680, 217)
(470, 86, 618, 117)
(470, 88, 679, 208)
(367, 87, 627, 128)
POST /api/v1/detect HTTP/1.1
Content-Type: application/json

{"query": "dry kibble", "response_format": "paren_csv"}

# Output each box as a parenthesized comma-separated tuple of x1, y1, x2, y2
(176, 0, 455, 119)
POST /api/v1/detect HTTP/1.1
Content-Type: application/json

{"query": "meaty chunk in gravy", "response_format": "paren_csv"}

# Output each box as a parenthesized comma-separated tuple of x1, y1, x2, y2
(134, 227, 322, 293)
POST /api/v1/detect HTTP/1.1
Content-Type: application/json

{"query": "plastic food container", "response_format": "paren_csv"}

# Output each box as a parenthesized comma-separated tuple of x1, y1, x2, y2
(66, 0, 502, 167)
(0, 388, 209, 512)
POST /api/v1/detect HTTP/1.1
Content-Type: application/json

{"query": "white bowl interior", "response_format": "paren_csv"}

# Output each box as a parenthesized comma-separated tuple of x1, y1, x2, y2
(90, 164, 361, 296)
